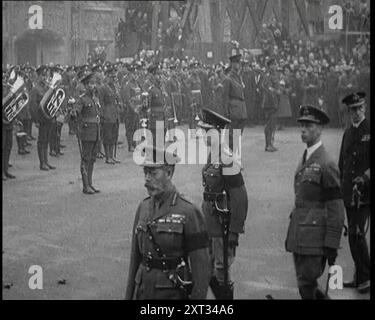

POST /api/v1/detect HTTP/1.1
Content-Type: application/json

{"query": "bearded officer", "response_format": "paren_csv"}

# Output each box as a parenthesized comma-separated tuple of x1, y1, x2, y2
(339, 92, 370, 294)
(285, 105, 345, 299)
(125, 146, 210, 300)
(71, 72, 101, 195)
(198, 108, 248, 299)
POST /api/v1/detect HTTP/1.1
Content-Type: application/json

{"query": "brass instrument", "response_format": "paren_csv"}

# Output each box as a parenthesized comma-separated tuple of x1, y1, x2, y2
(2, 75, 29, 124)
(39, 72, 66, 119)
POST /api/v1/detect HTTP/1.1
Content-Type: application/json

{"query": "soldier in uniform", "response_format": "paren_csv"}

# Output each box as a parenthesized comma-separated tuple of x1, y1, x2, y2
(98, 65, 122, 164)
(2, 73, 16, 180)
(262, 58, 280, 152)
(147, 64, 166, 148)
(222, 53, 247, 152)
(29, 65, 56, 171)
(285, 105, 345, 299)
(339, 92, 370, 294)
(199, 108, 248, 299)
(125, 146, 211, 300)
(70, 72, 101, 195)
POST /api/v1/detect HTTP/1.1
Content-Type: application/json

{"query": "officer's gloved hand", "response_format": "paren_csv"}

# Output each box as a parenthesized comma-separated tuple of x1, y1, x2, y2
(228, 232, 239, 247)
(324, 247, 337, 266)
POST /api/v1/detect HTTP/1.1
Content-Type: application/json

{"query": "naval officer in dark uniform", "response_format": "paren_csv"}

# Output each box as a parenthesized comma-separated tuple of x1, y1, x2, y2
(285, 105, 345, 299)
(71, 72, 101, 195)
(126, 147, 210, 300)
(339, 92, 370, 294)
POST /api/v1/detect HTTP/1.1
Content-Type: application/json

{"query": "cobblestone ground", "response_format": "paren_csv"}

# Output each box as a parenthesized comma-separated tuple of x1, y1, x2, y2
(2, 124, 370, 300)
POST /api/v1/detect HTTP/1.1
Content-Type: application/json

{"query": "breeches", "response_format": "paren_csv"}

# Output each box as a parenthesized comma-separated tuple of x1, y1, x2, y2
(81, 140, 100, 162)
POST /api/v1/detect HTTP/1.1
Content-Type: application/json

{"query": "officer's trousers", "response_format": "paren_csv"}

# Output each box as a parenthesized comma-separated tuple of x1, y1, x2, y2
(346, 205, 370, 284)
(37, 120, 52, 166)
(293, 253, 327, 299)
(80, 140, 99, 189)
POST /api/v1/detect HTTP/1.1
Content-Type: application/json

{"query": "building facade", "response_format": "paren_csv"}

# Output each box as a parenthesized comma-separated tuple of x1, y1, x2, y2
(2, 1, 124, 67)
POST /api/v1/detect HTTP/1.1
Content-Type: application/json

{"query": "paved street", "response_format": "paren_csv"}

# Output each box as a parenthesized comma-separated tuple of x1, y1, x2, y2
(2, 124, 370, 300)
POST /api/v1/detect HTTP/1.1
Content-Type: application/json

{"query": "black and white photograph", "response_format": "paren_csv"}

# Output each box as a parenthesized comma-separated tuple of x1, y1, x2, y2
(2, 0, 371, 303)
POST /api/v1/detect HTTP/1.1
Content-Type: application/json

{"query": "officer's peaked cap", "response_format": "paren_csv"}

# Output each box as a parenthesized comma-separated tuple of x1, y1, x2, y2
(342, 92, 366, 108)
(198, 108, 231, 130)
(298, 105, 330, 125)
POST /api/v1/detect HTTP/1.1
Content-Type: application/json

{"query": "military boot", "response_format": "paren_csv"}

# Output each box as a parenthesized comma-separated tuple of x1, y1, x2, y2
(87, 162, 100, 193)
(110, 144, 121, 163)
(3, 150, 16, 179)
(38, 144, 49, 171)
(81, 162, 95, 194)
(104, 144, 115, 164)
(209, 276, 234, 300)
(44, 147, 56, 170)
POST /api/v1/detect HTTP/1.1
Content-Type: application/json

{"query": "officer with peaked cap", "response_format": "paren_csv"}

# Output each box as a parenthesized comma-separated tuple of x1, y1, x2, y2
(126, 145, 211, 299)
(339, 92, 370, 294)
(222, 52, 247, 152)
(285, 105, 345, 299)
(198, 108, 248, 299)
(70, 72, 101, 194)
(147, 63, 166, 147)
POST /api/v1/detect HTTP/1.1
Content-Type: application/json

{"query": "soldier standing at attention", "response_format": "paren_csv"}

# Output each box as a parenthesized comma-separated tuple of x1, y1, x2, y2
(70, 72, 101, 195)
(222, 52, 248, 152)
(285, 105, 345, 299)
(98, 65, 121, 165)
(339, 92, 370, 294)
(147, 64, 166, 147)
(199, 108, 248, 299)
(125, 147, 210, 299)
(262, 58, 280, 152)
(29, 65, 56, 171)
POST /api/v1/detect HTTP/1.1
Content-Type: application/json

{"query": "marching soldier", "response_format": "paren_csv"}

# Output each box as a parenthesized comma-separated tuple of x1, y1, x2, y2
(222, 52, 248, 152)
(199, 108, 248, 299)
(285, 105, 345, 299)
(29, 65, 56, 171)
(262, 58, 280, 152)
(70, 72, 101, 195)
(339, 92, 370, 294)
(125, 146, 211, 299)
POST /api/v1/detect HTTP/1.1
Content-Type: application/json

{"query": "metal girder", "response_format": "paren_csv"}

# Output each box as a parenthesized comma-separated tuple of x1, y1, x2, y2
(245, 0, 262, 36)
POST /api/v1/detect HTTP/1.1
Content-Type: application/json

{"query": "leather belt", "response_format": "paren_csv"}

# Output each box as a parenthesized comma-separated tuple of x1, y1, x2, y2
(82, 115, 100, 123)
(142, 255, 181, 271)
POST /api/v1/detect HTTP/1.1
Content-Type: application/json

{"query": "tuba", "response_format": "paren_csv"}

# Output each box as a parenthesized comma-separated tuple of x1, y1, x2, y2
(39, 72, 66, 119)
(2, 75, 29, 124)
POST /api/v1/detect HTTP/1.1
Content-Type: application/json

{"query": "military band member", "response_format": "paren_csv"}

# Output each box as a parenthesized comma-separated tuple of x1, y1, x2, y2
(70, 72, 101, 195)
(339, 92, 370, 294)
(285, 105, 345, 299)
(199, 108, 248, 299)
(2, 77, 16, 180)
(125, 147, 210, 299)
(29, 65, 56, 171)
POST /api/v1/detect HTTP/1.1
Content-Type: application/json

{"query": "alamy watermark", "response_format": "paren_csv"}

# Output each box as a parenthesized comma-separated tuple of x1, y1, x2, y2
(132, 121, 242, 175)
